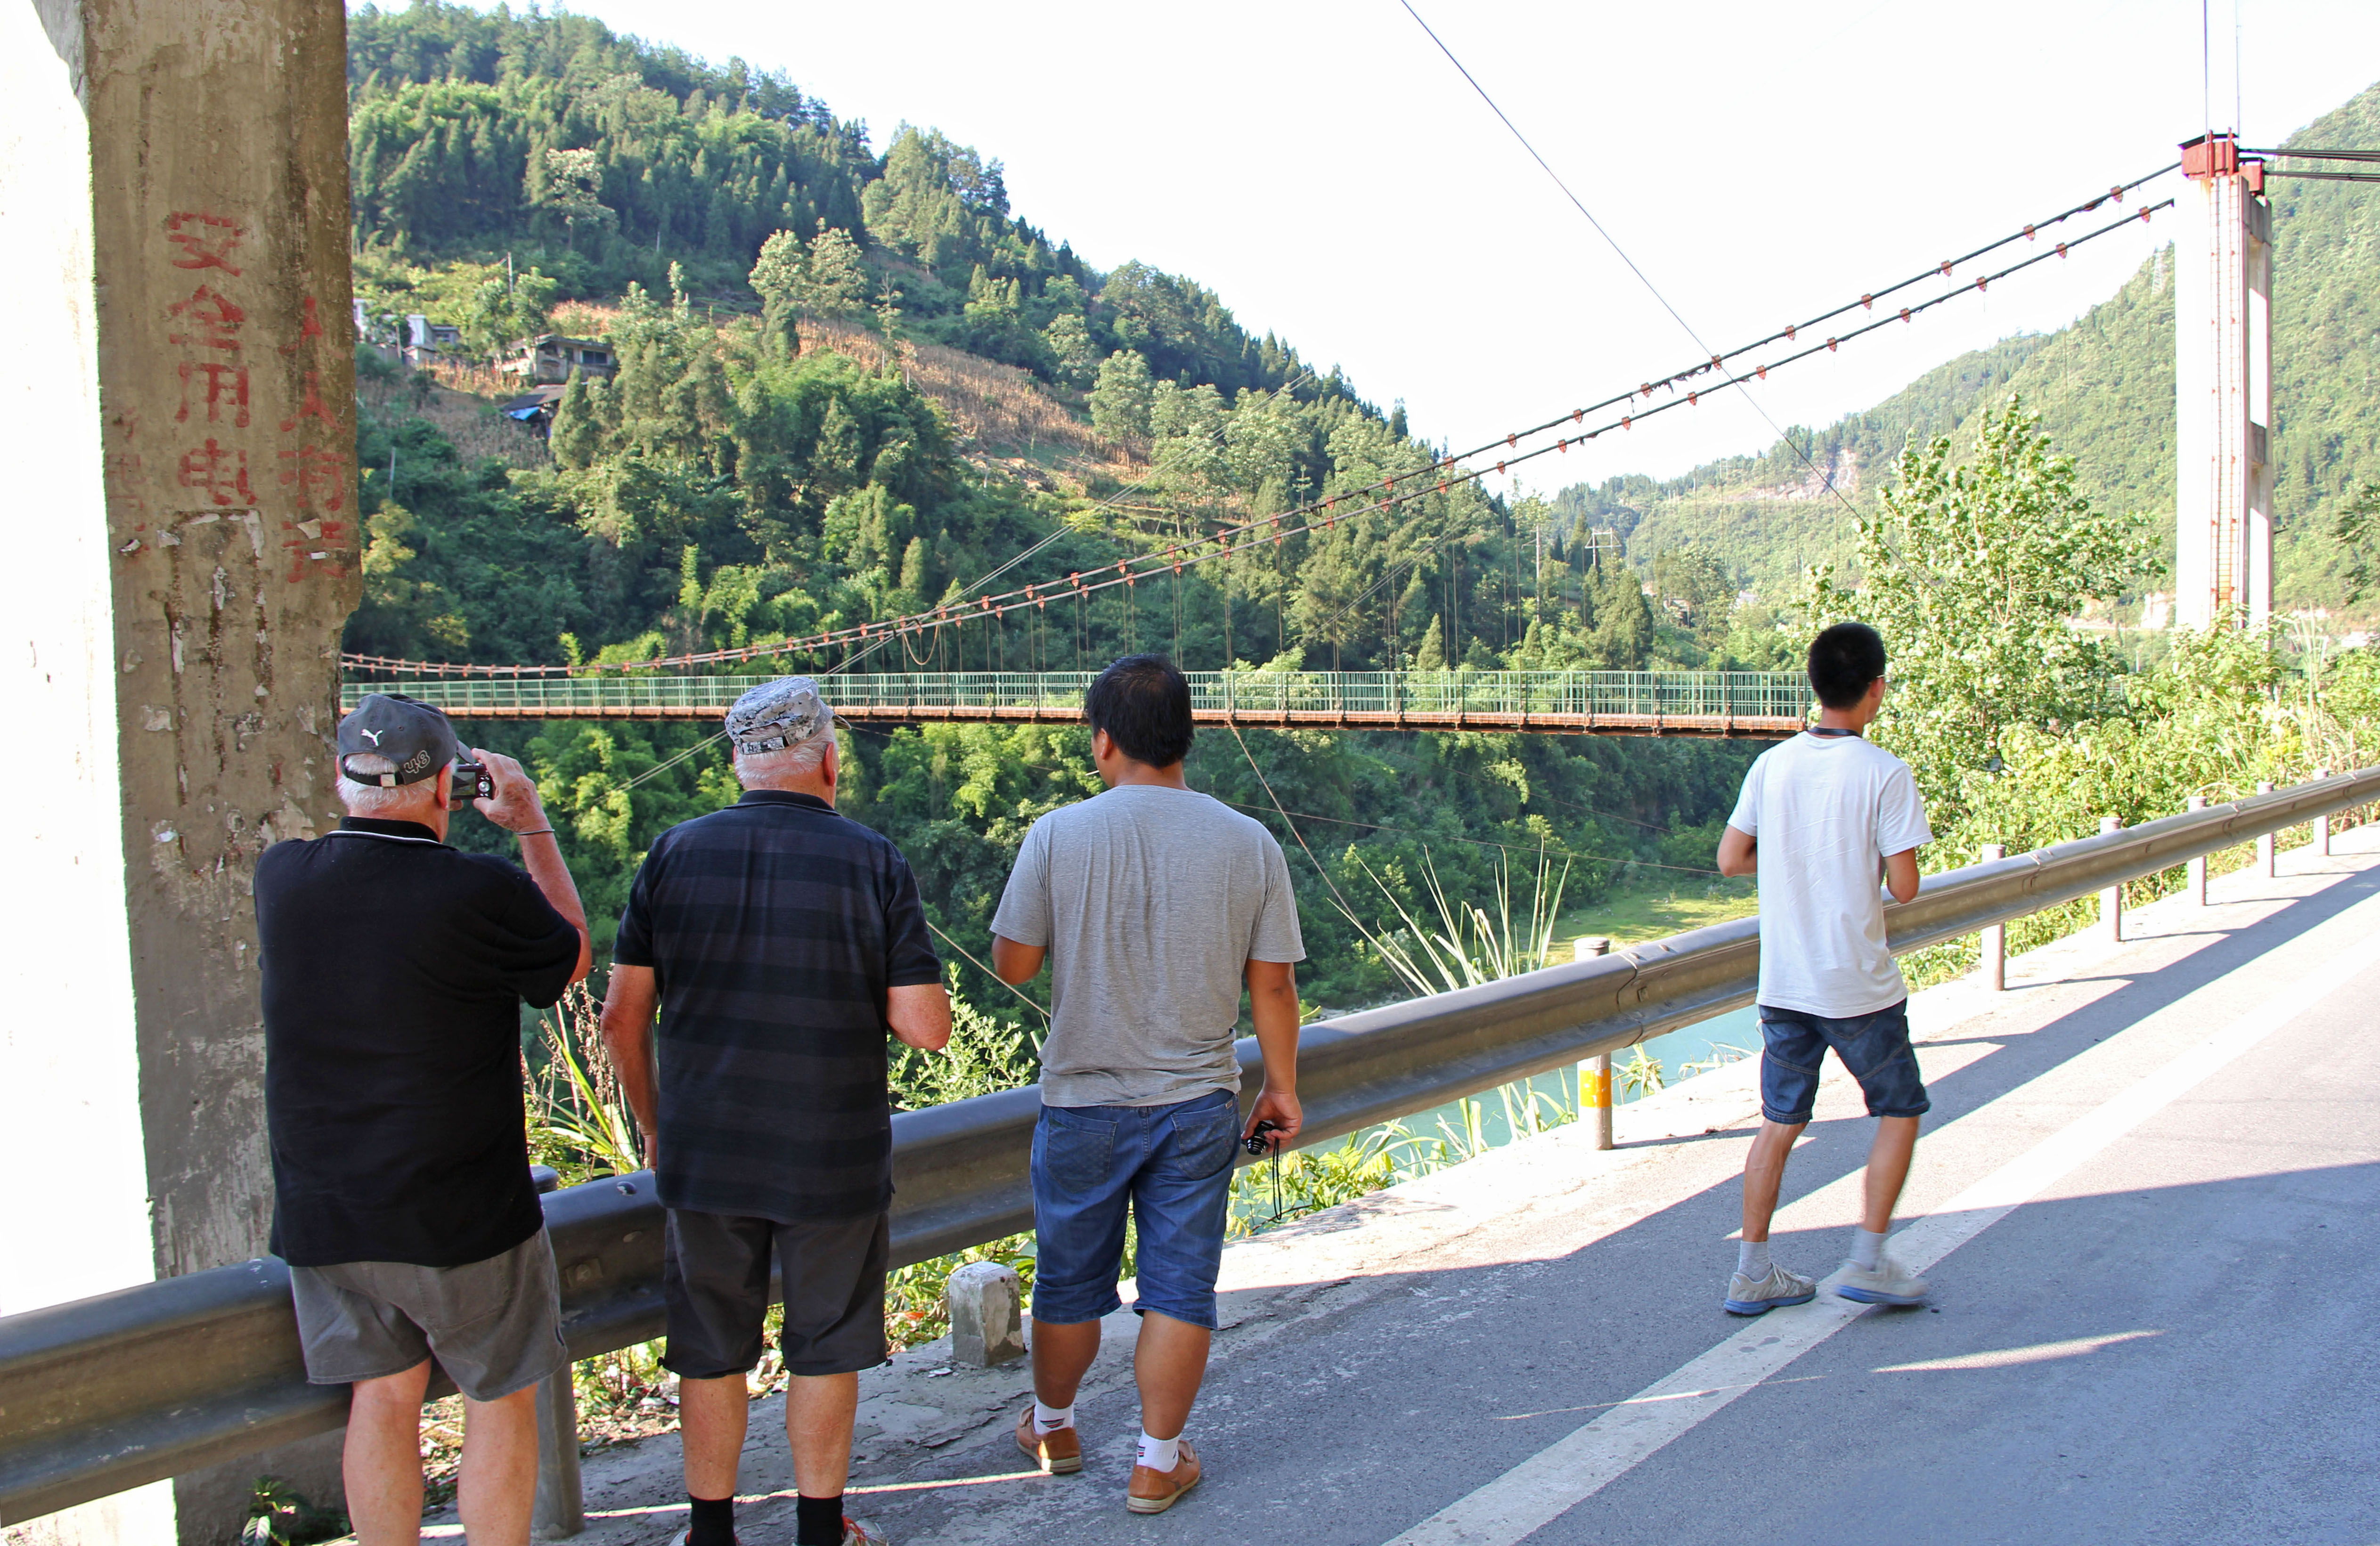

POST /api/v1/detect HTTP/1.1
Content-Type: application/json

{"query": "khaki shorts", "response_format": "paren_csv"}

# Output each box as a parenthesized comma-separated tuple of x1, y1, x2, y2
(289, 1228, 569, 1402)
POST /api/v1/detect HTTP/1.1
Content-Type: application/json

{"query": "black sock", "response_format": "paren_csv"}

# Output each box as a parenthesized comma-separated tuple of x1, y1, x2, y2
(795, 1493, 844, 1546)
(687, 1494, 736, 1546)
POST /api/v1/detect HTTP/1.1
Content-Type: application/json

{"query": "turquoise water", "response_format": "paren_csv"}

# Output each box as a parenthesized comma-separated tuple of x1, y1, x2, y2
(1365, 1003, 1763, 1158)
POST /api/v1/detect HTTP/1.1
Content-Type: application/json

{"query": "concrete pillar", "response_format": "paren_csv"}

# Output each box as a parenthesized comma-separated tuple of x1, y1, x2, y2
(946, 1261, 1026, 1367)
(2, 0, 357, 1540)
(2186, 796, 2209, 904)
(2099, 816, 2124, 942)
(1977, 844, 2005, 990)
(2174, 134, 2273, 630)
(1573, 937, 1614, 1149)
(2257, 781, 2276, 876)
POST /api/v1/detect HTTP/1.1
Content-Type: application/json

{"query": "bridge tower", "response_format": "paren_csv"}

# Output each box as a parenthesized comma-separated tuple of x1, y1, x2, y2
(2172, 132, 2274, 630)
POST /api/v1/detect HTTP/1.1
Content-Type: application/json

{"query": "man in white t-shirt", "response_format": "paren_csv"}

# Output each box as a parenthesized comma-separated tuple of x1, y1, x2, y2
(1715, 621, 1934, 1314)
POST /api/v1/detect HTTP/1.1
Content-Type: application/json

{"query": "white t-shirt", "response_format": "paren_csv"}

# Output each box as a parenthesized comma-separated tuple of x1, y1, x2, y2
(1726, 732, 1932, 1018)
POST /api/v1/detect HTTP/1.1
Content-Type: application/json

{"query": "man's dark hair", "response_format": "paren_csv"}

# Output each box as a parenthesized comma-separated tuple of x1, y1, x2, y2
(1085, 654, 1195, 767)
(1808, 621, 1889, 709)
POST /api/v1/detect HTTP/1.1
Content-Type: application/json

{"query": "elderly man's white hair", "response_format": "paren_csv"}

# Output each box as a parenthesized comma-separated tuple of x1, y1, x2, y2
(337, 753, 439, 816)
(734, 733, 832, 785)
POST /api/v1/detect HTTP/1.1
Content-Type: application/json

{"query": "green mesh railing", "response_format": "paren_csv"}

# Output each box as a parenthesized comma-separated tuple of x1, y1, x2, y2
(343, 670, 1811, 724)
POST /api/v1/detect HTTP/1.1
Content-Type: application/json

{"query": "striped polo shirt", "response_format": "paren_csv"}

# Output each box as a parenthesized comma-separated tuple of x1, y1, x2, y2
(613, 790, 940, 1221)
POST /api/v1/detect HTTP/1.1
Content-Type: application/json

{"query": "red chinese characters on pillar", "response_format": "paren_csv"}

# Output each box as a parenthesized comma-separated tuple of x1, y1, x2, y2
(277, 369, 336, 433)
(177, 439, 253, 506)
(167, 286, 244, 355)
(177, 362, 250, 427)
(164, 212, 245, 276)
(276, 444, 349, 514)
(279, 517, 350, 584)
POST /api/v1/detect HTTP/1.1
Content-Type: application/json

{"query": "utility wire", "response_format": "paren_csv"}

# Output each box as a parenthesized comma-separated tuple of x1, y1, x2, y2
(1210, 796, 1723, 875)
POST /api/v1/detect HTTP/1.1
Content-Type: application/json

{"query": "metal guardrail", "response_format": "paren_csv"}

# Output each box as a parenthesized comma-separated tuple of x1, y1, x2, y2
(4, 768, 2376, 1524)
(342, 669, 1813, 734)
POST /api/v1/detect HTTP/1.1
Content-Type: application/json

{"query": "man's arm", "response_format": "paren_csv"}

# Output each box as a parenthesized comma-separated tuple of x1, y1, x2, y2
(1716, 824, 1757, 879)
(990, 934, 1046, 985)
(1243, 958, 1302, 1149)
(888, 982, 952, 1050)
(597, 964, 661, 1168)
(473, 747, 593, 983)
(1883, 848, 1920, 904)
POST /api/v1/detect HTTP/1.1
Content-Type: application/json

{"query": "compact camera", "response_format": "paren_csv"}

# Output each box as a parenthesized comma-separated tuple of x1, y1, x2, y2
(1242, 1118, 1285, 1156)
(452, 760, 496, 801)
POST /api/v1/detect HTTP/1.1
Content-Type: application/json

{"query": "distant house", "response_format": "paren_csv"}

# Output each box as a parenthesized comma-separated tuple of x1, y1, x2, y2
(402, 313, 462, 364)
(498, 384, 568, 436)
(505, 334, 616, 385)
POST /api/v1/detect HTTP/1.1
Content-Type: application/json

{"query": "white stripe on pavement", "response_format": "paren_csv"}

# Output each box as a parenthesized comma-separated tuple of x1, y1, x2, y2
(1383, 909, 2380, 1546)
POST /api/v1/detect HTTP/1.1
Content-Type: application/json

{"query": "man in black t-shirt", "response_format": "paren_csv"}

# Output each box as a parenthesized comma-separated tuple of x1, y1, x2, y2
(257, 694, 591, 1546)
(601, 677, 949, 1546)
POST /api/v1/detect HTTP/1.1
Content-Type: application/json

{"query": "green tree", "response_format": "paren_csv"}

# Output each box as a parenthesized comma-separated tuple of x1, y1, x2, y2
(1820, 397, 2158, 829)
(1089, 349, 1154, 442)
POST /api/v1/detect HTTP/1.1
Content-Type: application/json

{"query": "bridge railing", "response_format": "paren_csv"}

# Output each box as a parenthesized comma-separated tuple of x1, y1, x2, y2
(342, 669, 1814, 722)
(8, 768, 2374, 1525)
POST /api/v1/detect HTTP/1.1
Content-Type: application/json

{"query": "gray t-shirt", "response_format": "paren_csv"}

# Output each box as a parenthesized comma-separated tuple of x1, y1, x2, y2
(991, 784, 1306, 1108)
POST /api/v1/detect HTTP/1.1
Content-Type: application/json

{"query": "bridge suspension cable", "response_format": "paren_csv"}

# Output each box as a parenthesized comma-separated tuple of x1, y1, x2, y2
(342, 173, 2180, 681)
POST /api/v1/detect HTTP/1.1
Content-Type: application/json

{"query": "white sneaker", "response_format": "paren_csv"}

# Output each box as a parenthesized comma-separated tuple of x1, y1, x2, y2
(1722, 1262, 1817, 1315)
(1834, 1251, 1929, 1306)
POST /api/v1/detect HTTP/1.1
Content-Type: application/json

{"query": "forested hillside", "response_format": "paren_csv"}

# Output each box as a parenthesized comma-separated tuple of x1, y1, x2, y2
(342, 1, 1767, 1014)
(1551, 78, 2380, 615)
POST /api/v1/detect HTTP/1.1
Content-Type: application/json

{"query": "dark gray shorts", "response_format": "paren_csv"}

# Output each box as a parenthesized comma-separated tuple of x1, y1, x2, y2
(661, 1209, 888, 1380)
(288, 1228, 568, 1402)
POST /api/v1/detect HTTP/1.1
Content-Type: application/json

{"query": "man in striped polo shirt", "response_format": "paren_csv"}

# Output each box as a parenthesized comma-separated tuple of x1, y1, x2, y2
(601, 677, 951, 1546)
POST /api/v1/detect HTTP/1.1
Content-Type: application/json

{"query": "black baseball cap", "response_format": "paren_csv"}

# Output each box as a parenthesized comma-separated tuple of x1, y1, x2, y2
(338, 693, 461, 787)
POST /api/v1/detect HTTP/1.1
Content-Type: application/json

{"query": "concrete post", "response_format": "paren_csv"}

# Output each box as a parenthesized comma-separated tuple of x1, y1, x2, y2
(2314, 769, 2332, 856)
(1977, 844, 2005, 990)
(3, 2, 357, 1539)
(2174, 134, 2274, 629)
(1574, 937, 1614, 1150)
(2186, 796, 2209, 904)
(2099, 816, 2124, 942)
(947, 1261, 1027, 1367)
(2257, 781, 2276, 876)
(530, 1168, 583, 1538)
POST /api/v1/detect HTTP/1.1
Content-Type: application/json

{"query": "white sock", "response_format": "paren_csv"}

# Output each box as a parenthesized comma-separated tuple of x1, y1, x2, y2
(1850, 1228, 1886, 1271)
(1136, 1431, 1181, 1473)
(1736, 1239, 1772, 1281)
(1033, 1400, 1074, 1433)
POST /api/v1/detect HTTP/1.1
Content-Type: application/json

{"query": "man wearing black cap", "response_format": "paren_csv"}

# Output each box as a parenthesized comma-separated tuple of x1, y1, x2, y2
(255, 693, 593, 1546)
(600, 676, 949, 1546)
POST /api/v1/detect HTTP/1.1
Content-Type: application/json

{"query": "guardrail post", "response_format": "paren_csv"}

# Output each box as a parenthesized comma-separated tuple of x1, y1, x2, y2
(2257, 781, 2276, 875)
(2099, 816, 2124, 942)
(2314, 769, 2332, 855)
(1574, 936, 1614, 1149)
(1977, 844, 2005, 989)
(2186, 796, 2209, 903)
(530, 1166, 585, 1539)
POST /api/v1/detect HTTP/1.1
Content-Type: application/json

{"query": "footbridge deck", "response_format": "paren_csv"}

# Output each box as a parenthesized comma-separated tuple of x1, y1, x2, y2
(340, 669, 1812, 737)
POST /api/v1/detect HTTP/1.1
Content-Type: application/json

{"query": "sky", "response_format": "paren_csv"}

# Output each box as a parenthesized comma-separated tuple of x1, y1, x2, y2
(481, 0, 2380, 492)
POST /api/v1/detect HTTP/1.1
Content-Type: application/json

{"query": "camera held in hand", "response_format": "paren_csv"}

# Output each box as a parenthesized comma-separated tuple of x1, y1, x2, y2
(1242, 1118, 1285, 1156)
(452, 760, 495, 802)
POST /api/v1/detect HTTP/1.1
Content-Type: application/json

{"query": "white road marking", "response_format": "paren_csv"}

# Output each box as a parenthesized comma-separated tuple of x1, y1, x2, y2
(1382, 911, 2380, 1546)
(1875, 1329, 2162, 1373)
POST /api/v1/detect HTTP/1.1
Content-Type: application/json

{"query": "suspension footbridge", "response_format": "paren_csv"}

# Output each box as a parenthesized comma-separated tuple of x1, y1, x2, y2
(341, 669, 1814, 737)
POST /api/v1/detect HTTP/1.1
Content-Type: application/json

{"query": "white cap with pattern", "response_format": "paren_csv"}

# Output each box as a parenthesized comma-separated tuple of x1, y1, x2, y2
(725, 676, 831, 757)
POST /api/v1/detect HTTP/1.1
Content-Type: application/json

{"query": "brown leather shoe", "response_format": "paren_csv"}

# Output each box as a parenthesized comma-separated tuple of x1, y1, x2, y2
(1125, 1441, 1200, 1514)
(1015, 1406, 1083, 1474)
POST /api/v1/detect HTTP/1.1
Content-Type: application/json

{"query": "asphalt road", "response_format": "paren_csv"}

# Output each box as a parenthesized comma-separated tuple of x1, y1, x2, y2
(563, 835, 2380, 1546)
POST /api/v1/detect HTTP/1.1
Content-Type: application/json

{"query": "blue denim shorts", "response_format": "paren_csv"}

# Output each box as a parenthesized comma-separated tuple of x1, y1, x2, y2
(1028, 1088, 1241, 1331)
(1759, 1001, 1930, 1124)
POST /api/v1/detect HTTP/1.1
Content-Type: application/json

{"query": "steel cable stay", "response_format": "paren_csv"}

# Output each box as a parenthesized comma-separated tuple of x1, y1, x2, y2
(342, 170, 2185, 682)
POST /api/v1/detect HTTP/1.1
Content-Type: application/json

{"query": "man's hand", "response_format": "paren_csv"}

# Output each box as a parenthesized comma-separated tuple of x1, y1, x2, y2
(469, 747, 550, 834)
(1245, 1086, 1302, 1151)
